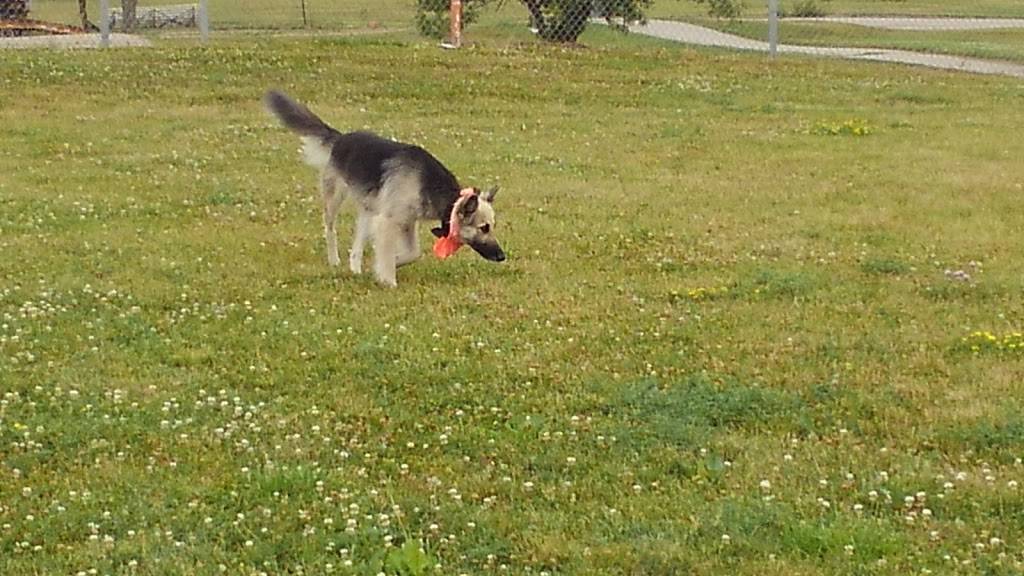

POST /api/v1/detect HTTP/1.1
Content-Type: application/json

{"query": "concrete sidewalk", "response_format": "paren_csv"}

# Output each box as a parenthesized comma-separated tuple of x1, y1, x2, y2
(625, 19, 1024, 79)
(782, 17, 1024, 31)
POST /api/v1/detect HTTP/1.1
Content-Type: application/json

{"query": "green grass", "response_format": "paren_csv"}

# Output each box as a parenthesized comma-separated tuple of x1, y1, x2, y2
(30, 0, 421, 30)
(29, 0, 532, 32)
(649, 1, 1024, 65)
(704, 19, 1024, 64)
(28, 1, 1024, 65)
(652, 0, 1024, 19)
(3, 28, 1024, 575)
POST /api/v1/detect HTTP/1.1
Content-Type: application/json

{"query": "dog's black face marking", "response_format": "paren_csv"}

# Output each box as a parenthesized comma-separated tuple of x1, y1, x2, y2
(431, 224, 448, 238)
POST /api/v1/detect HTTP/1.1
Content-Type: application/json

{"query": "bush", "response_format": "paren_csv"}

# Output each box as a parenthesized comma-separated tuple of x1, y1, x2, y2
(787, 0, 826, 17)
(693, 0, 744, 18)
(417, 0, 724, 44)
(414, 0, 489, 39)
(530, 0, 592, 42)
(525, 0, 652, 43)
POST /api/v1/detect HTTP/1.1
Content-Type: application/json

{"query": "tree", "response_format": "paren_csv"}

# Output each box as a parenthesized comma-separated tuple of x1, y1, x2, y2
(692, 0, 742, 18)
(524, 0, 652, 43)
(417, 0, 721, 45)
(78, 0, 99, 31)
(121, 0, 138, 31)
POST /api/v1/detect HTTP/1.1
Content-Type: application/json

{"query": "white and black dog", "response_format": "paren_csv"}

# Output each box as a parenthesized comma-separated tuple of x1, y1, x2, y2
(264, 90, 505, 287)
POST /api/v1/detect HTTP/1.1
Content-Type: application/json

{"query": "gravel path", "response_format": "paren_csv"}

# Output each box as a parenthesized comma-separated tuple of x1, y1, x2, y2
(782, 17, 1024, 31)
(627, 20, 1024, 79)
(0, 33, 150, 49)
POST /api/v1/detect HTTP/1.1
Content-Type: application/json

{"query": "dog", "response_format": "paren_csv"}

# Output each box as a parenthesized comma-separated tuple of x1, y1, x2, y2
(263, 90, 505, 287)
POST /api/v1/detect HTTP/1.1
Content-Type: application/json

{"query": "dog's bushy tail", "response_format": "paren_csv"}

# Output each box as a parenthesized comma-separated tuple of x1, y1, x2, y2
(264, 90, 337, 169)
(263, 90, 336, 140)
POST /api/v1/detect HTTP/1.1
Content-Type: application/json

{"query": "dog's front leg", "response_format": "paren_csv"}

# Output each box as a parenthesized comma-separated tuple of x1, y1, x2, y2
(372, 216, 399, 288)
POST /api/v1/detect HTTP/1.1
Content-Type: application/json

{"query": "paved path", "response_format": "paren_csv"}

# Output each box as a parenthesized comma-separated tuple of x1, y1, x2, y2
(0, 33, 150, 49)
(782, 17, 1024, 31)
(627, 20, 1024, 79)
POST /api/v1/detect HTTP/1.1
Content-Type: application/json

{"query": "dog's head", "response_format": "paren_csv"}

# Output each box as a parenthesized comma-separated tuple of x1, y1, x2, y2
(432, 186, 506, 262)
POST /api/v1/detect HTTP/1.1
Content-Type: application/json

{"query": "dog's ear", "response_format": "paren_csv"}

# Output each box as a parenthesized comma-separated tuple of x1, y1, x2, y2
(483, 186, 499, 203)
(459, 194, 478, 216)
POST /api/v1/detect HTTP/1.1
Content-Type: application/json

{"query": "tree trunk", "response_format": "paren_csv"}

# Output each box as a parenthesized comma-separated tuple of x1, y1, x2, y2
(520, 0, 591, 43)
(121, 0, 137, 31)
(523, 0, 545, 31)
(78, 0, 98, 32)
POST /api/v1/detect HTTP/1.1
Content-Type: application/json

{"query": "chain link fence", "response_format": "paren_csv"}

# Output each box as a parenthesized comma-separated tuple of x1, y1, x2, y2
(7, 1, 1024, 74)
(15, 0, 201, 31)
(649, 0, 1024, 68)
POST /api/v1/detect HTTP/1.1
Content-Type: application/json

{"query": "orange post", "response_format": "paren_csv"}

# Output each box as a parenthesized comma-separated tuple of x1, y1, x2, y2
(448, 0, 463, 48)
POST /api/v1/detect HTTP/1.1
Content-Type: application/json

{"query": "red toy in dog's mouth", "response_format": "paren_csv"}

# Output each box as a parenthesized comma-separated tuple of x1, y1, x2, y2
(432, 188, 476, 259)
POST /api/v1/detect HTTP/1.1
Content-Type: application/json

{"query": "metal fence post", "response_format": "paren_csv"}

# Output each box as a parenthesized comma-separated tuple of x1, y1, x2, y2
(99, 0, 110, 48)
(768, 0, 778, 57)
(198, 0, 209, 43)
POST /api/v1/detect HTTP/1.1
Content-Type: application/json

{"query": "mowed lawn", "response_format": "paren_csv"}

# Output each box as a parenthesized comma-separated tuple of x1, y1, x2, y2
(2, 32, 1024, 575)
(650, 0, 1024, 65)
(652, 0, 1024, 18)
(694, 20, 1024, 64)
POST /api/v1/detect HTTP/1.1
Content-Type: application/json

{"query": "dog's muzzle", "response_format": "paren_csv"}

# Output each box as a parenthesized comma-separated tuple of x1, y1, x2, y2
(471, 242, 506, 262)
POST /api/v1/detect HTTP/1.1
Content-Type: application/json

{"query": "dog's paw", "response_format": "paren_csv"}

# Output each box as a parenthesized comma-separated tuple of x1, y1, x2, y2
(348, 254, 362, 274)
(376, 276, 397, 288)
(328, 254, 341, 267)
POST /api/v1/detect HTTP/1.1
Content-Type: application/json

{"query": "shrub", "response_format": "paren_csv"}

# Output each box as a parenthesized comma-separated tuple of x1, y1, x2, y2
(693, 0, 744, 18)
(415, 0, 489, 40)
(787, 0, 826, 17)
(524, 0, 653, 43)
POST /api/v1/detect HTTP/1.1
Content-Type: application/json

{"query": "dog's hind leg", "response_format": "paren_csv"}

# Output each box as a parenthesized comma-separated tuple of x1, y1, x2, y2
(321, 172, 345, 267)
(396, 222, 421, 268)
(372, 215, 400, 288)
(349, 207, 371, 275)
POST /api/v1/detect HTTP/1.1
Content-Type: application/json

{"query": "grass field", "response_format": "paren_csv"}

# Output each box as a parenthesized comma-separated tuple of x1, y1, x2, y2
(651, 0, 1024, 19)
(28, 1, 1024, 67)
(29, 0, 423, 30)
(3, 26, 1024, 576)
(650, 1, 1024, 65)
(701, 20, 1024, 64)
